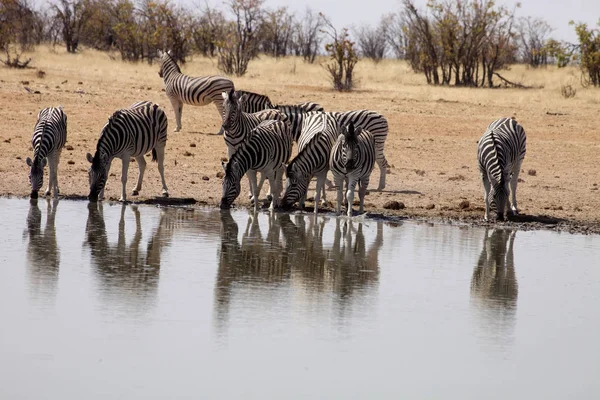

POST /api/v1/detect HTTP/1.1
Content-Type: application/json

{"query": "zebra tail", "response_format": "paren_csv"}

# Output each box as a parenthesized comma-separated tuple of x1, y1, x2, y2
(152, 148, 157, 162)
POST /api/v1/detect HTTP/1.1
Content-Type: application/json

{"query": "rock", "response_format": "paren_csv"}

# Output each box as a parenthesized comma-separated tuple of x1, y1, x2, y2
(458, 200, 470, 209)
(425, 203, 435, 210)
(67, 160, 75, 165)
(202, 176, 209, 181)
(190, 143, 196, 147)
(216, 171, 224, 178)
(65, 145, 74, 150)
(528, 169, 537, 176)
(183, 151, 192, 156)
(383, 200, 405, 210)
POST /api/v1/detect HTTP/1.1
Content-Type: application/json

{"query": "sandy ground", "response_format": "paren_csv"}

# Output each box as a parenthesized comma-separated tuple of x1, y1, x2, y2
(2, 48, 600, 234)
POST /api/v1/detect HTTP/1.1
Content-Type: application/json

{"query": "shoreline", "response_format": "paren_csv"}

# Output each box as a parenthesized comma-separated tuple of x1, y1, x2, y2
(4, 193, 599, 235)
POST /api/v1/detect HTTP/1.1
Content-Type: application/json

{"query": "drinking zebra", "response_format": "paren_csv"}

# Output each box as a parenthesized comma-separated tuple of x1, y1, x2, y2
(86, 101, 169, 202)
(26, 106, 67, 199)
(281, 112, 340, 213)
(329, 122, 376, 216)
(220, 120, 293, 211)
(157, 50, 234, 132)
(236, 90, 274, 113)
(477, 117, 527, 221)
(271, 103, 325, 142)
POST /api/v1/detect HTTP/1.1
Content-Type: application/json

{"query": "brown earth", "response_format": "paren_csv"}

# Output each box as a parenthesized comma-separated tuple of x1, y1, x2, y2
(2, 47, 600, 234)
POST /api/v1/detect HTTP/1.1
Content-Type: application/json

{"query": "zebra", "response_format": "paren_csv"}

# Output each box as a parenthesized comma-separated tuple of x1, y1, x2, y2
(330, 110, 389, 191)
(281, 112, 340, 213)
(329, 122, 376, 216)
(157, 50, 234, 132)
(25, 106, 67, 199)
(271, 103, 325, 142)
(220, 120, 293, 211)
(86, 101, 169, 202)
(477, 117, 527, 221)
(236, 90, 274, 113)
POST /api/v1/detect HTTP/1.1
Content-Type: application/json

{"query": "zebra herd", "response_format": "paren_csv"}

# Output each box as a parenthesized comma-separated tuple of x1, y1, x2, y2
(24, 51, 527, 221)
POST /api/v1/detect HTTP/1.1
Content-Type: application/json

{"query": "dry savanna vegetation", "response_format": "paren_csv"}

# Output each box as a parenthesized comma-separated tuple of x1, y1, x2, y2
(1, 46, 600, 233)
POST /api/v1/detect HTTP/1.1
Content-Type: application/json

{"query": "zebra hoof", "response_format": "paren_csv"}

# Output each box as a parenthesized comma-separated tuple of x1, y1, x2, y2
(44, 190, 51, 196)
(174, 127, 181, 132)
(266, 195, 273, 202)
(132, 190, 139, 196)
(163, 192, 169, 198)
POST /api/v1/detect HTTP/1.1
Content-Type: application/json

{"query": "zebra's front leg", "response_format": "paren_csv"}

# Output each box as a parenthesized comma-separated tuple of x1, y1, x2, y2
(314, 171, 328, 213)
(481, 174, 491, 221)
(346, 179, 358, 217)
(269, 167, 285, 209)
(46, 152, 59, 197)
(246, 170, 259, 211)
(154, 146, 169, 197)
(509, 160, 523, 215)
(334, 175, 344, 214)
(169, 97, 183, 132)
(358, 177, 370, 214)
(132, 155, 146, 196)
(119, 157, 131, 202)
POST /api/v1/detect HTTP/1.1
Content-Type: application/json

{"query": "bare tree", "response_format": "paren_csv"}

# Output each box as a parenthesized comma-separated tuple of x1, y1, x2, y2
(215, 0, 264, 76)
(321, 13, 358, 91)
(259, 7, 294, 58)
(292, 7, 324, 63)
(355, 18, 388, 62)
(191, 4, 227, 57)
(0, 0, 41, 67)
(51, 0, 95, 53)
(518, 16, 553, 67)
(382, 12, 407, 59)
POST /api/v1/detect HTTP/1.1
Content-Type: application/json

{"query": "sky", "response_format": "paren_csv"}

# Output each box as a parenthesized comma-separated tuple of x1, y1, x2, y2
(190, 0, 600, 44)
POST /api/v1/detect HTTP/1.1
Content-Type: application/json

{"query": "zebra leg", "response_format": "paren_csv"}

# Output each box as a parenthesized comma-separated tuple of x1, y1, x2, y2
(334, 175, 344, 214)
(169, 97, 183, 132)
(358, 177, 370, 214)
(46, 152, 59, 197)
(267, 171, 279, 210)
(155, 145, 169, 197)
(270, 167, 284, 209)
(376, 155, 389, 191)
(481, 174, 491, 221)
(313, 173, 325, 214)
(315, 171, 328, 209)
(246, 170, 259, 211)
(132, 155, 146, 196)
(346, 179, 357, 217)
(119, 157, 131, 202)
(509, 159, 523, 215)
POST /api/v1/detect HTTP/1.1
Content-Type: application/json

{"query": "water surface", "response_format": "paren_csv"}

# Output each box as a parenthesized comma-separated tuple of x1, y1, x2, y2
(1, 198, 599, 399)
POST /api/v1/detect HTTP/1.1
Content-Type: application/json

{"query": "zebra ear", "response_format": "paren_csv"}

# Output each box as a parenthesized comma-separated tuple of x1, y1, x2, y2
(86, 152, 94, 164)
(26, 157, 33, 166)
(221, 160, 228, 172)
(238, 93, 247, 105)
(222, 91, 229, 101)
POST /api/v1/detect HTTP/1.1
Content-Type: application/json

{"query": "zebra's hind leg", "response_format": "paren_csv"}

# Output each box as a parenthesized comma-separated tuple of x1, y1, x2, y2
(169, 97, 183, 132)
(334, 175, 344, 214)
(132, 155, 147, 196)
(509, 159, 524, 215)
(481, 173, 491, 221)
(376, 155, 389, 191)
(154, 146, 169, 197)
(346, 179, 358, 217)
(246, 170, 260, 211)
(313, 172, 327, 214)
(47, 151, 60, 197)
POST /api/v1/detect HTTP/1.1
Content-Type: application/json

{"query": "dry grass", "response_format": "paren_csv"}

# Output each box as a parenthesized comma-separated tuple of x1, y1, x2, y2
(2, 45, 600, 227)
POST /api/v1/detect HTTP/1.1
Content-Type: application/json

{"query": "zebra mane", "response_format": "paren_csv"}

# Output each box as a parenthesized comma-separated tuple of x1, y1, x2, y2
(33, 117, 48, 162)
(488, 129, 505, 187)
(287, 120, 325, 175)
(162, 51, 181, 73)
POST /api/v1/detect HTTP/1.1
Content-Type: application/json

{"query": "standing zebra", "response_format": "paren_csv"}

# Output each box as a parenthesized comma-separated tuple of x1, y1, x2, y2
(26, 106, 67, 199)
(330, 122, 376, 216)
(330, 110, 389, 191)
(220, 120, 292, 211)
(86, 101, 169, 202)
(157, 50, 234, 132)
(281, 112, 340, 213)
(271, 103, 325, 142)
(477, 117, 527, 221)
(236, 90, 274, 113)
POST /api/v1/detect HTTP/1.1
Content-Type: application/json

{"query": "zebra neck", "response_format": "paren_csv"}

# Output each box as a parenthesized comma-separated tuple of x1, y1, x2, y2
(163, 59, 181, 79)
(228, 151, 251, 181)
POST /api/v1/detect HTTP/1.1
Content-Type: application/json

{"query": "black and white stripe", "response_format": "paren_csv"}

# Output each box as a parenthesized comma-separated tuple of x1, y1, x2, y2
(86, 101, 169, 202)
(477, 117, 527, 221)
(330, 110, 389, 191)
(271, 102, 325, 142)
(330, 122, 376, 216)
(220, 120, 293, 210)
(281, 113, 339, 213)
(236, 90, 274, 113)
(26, 106, 67, 199)
(158, 50, 234, 132)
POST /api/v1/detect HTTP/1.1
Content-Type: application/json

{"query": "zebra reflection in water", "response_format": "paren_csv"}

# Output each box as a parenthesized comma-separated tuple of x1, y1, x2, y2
(23, 198, 60, 301)
(470, 228, 518, 344)
(214, 211, 384, 339)
(84, 202, 172, 312)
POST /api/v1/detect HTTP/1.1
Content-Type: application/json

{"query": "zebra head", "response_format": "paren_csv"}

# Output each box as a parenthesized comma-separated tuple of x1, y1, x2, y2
(221, 89, 247, 131)
(26, 156, 47, 198)
(281, 161, 310, 210)
(86, 151, 110, 202)
(489, 175, 510, 221)
(342, 122, 360, 171)
(220, 160, 242, 209)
